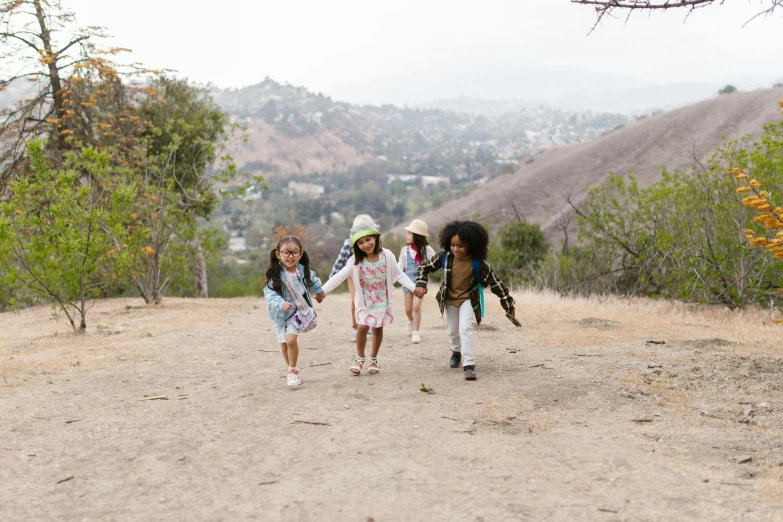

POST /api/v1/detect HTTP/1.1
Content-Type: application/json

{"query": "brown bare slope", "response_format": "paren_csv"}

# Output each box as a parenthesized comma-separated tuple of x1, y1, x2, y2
(410, 87, 783, 236)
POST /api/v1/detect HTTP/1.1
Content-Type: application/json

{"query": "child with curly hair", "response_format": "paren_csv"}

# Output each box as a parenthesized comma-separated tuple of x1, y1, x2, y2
(322, 218, 416, 375)
(263, 236, 325, 386)
(414, 220, 516, 380)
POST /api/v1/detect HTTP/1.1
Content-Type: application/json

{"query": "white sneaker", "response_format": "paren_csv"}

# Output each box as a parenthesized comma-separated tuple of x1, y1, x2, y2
(406, 321, 413, 335)
(411, 331, 421, 344)
(287, 370, 302, 386)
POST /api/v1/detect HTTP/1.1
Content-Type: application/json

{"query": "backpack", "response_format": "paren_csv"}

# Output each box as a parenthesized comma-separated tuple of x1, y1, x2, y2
(282, 270, 318, 332)
(443, 253, 485, 318)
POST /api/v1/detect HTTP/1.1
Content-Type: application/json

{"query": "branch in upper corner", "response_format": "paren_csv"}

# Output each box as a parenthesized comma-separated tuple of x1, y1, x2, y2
(570, 0, 781, 32)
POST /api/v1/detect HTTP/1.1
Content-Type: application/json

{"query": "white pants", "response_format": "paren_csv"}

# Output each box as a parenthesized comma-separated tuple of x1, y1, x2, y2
(445, 301, 475, 366)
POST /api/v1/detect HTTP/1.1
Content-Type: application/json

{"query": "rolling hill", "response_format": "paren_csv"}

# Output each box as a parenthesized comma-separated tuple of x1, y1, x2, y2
(406, 87, 783, 238)
(213, 78, 631, 182)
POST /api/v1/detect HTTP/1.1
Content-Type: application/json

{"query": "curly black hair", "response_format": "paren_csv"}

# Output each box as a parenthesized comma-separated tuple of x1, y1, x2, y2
(438, 220, 489, 261)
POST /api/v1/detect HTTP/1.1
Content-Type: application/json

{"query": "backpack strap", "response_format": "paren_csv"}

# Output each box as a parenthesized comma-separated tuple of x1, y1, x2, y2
(472, 259, 483, 286)
(282, 270, 311, 310)
(473, 259, 485, 318)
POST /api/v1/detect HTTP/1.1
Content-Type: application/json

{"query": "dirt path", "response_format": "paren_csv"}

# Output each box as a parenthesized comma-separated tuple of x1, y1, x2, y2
(2, 292, 782, 521)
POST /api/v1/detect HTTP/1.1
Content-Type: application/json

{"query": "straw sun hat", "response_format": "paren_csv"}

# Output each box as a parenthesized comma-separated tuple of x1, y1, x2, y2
(404, 219, 429, 237)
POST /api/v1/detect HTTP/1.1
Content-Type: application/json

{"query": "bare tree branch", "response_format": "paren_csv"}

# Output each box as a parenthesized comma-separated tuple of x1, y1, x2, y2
(571, 0, 782, 33)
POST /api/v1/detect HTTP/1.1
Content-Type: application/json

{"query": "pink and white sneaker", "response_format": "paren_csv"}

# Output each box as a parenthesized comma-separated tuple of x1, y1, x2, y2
(287, 368, 302, 386)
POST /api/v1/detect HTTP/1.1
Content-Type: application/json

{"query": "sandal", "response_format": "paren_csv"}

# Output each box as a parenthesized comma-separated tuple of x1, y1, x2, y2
(350, 356, 365, 375)
(367, 356, 379, 375)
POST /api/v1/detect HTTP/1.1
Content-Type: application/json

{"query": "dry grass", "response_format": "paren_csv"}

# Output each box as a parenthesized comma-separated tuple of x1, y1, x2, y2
(0, 297, 256, 388)
(504, 288, 783, 352)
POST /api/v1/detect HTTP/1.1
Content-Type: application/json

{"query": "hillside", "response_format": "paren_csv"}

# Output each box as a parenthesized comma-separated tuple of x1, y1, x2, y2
(214, 78, 630, 181)
(409, 87, 783, 237)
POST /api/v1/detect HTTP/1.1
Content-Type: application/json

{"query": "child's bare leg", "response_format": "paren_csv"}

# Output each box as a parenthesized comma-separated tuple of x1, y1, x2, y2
(404, 292, 414, 321)
(280, 342, 290, 366)
(285, 334, 299, 368)
(368, 327, 383, 373)
(370, 327, 383, 357)
(412, 295, 423, 332)
(355, 325, 370, 358)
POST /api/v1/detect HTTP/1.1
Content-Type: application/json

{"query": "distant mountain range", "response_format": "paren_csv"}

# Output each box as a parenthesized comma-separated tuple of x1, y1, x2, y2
(324, 60, 777, 113)
(324, 61, 650, 107)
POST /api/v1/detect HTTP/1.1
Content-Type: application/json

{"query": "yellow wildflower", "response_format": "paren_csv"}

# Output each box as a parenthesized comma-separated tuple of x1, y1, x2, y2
(736, 187, 751, 193)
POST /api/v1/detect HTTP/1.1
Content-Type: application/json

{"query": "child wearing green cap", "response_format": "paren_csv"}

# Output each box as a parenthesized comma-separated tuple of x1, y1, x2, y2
(322, 220, 416, 375)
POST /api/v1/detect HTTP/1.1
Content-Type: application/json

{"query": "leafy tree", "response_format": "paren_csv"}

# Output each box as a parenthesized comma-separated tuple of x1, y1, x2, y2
(131, 77, 256, 302)
(0, 140, 145, 331)
(490, 220, 549, 284)
(553, 130, 783, 307)
(718, 85, 738, 96)
(729, 102, 783, 264)
(0, 0, 155, 189)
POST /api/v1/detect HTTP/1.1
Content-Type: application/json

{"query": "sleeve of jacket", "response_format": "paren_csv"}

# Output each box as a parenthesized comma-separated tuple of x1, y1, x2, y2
(263, 283, 286, 311)
(397, 245, 407, 273)
(415, 250, 444, 288)
(482, 261, 515, 313)
(330, 240, 352, 278)
(389, 251, 416, 292)
(322, 257, 354, 294)
(308, 269, 324, 294)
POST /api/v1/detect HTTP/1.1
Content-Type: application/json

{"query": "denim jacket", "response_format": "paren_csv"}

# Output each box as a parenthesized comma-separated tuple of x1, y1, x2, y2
(263, 263, 324, 327)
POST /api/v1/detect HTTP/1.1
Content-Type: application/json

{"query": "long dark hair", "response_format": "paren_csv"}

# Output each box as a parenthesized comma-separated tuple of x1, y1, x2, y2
(265, 236, 312, 295)
(410, 232, 429, 261)
(438, 220, 489, 261)
(353, 234, 382, 265)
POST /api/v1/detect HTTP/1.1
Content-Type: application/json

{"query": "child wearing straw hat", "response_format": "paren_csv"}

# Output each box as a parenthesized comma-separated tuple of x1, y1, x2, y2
(398, 219, 436, 344)
(322, 218, 416, 375)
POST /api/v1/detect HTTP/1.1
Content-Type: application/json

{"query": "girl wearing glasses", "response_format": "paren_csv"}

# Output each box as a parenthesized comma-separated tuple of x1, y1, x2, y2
(264, 236, 325, 386)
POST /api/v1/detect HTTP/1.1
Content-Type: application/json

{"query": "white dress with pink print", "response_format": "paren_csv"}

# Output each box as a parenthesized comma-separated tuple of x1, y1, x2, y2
(355, 256, 394, 328)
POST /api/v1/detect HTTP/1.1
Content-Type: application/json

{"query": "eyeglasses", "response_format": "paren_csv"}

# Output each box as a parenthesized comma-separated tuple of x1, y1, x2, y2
(279, 250, 302, 258)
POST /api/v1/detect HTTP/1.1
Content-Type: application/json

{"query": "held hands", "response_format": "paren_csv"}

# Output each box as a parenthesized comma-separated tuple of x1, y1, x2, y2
(315, 292, 326, 303)
(282, 302, 293, 312)
(413, 287, 427, 299)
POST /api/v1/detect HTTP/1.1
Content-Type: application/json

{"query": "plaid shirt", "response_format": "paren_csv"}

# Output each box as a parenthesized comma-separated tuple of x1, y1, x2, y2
(416, 251, 515, 324)
(330, 239, 352, 278)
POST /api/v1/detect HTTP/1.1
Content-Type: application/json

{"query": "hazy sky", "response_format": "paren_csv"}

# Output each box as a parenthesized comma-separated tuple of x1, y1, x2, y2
(66, 0, 782, 99)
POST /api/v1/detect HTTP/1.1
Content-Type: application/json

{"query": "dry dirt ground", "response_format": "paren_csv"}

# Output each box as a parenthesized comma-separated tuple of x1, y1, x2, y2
(2, 291, 783, 521)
